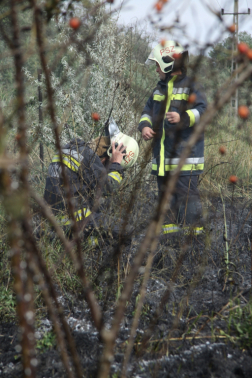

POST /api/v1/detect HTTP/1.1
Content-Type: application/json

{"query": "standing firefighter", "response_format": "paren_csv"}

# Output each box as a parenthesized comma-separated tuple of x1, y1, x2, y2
(138, 40, 207, 240)
(44, 119, 139, 240)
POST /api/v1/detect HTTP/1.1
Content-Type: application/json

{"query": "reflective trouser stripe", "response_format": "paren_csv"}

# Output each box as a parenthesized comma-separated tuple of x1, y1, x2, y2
(162, 224, 180, 234)
(52, 154, 80, 172)
(152, 163, 204, 172)
(60, 207, 92, 226)
(184, 226, 204, 235)
(108, 171, 123, 183)
(87, 236, 99, 247)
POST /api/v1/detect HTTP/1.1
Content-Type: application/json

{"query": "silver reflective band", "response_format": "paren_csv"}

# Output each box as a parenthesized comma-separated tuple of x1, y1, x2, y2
(172, 87, 190, 95)
(108, 172, 123, 183)
(141, 114, 152, 122)
(62, 149, 84, 163)
(152, 157, 204, 165)
(162, 225, 180, 234)
(153, 89, 164, 96)
(190, 109, 200, 123)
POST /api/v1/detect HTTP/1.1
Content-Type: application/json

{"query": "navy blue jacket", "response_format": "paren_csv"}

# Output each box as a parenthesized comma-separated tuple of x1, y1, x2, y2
(138, 73, 207, 176)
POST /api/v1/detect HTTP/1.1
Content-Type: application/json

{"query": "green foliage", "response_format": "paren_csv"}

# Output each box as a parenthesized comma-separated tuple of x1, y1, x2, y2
(36, 330, 56, 351)
(221, 299, 252, 349)
(0, 287, 16, 318)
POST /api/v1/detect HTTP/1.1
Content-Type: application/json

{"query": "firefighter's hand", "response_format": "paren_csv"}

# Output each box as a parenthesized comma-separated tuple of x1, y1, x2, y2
(166, 112, 180, 123)
(110, 142, 126, 164)
(142, 127, 156, 141)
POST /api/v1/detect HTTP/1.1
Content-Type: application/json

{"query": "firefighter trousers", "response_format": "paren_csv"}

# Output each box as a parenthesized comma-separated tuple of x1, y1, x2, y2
(157, 175, 203, 235)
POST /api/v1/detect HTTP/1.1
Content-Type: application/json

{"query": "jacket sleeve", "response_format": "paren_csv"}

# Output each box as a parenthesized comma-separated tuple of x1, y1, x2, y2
(79, 148, 124, 197)
(181, 83, 207, 128)
(138, 93, 154, 132)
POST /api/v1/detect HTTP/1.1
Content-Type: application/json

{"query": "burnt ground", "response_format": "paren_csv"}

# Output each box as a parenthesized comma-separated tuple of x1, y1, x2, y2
(1, 188, 252, 377)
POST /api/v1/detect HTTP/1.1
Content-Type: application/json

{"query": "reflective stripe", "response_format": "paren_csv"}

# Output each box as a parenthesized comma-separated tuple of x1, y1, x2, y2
(140, 113, 152, 126)
(186, 109, 200, 126)
(172, 93, 189, 101)
(183, 226, 204, 235)
(87, 236, 99, 247)
(165, 163, 204, 172)
(60, 207, 92, 226)
(152, 164, 157, 171)
(172, 87, 190, 95)
(159, 75, 177, 176)
(153, 94, 165, 101)
(153, 89, 164, 96)
(164, 157, 204, 165)
(108, 171, 123, 183)
(62, 148, 84, 163)
(52, 154, 80, 172)
(162, 224, 180, 234)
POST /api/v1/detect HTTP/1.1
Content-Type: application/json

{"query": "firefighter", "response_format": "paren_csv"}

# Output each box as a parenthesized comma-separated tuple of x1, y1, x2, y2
(138, 40, 207, 240)
(44, 122, 139, 240)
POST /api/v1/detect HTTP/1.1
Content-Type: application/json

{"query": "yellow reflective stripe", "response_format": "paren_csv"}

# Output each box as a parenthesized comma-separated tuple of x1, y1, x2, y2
(153, 94, 165, 101)
(162, 224, 180, 234)
(139, 116, 152, 126)
(108, 171, 123, 183)
(172, 93, 189, 101)
(60, 207, 91, 226)
(87, 236, 99, 247)
(186, 110, 196, 127)
(165, 163, 204, 172)
(159, 75, 177, 176)
(152, 164, 158, 171)
(183, 226, 204, 235)
(52, 154, 80, 172)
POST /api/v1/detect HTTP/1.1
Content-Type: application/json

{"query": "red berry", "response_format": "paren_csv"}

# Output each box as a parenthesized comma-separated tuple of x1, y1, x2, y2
(228, 24, 236, 33)
(173, 53, 181, 59)
(229, 175, 238, 184)
(237, 42, 249, 54)
(188, 93, 197, 104)
(160, 39, 166, 47)
(238, 105, 250, 119)
(219, 146, 226, 155)
(92, 113, 100, 122)
(69, 18, 81, 30)
(154, 2, 163, 11)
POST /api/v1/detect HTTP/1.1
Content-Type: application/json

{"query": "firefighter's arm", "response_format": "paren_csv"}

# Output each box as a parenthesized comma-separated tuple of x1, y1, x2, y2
(107, 142, 125, 186)
(138, 94, 155, 139)
(182, 84, 207, 128)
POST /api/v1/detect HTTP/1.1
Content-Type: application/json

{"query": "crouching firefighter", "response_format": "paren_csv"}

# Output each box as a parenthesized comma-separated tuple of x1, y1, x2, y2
(138, 40, 207, 240)
(43, 118, 139, 242)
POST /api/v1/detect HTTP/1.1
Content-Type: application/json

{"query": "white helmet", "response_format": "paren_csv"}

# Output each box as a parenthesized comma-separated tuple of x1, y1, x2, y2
(145, 40, 188, 74)
(107, 118, 139, 169)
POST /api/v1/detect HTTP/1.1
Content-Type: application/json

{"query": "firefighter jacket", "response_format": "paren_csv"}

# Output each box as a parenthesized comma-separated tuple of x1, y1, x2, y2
(138, 73, 207, 176)
(44, 138, 124, 226)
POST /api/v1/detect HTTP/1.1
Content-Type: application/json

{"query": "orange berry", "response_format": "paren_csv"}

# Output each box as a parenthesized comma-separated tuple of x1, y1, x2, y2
(219, 146, 226, 155)
(237, 42, 249, 54)
(173, 53, 181, 59)
(229, 175, 238, 184)
(228, 24, 236, 33)
(246, 49, 252, 60)
(69, 17, 81, 30)
(238, 105, 250, 119)
(188, 93, 197, 104)
(160, 39, 166, 47)
(92, 113, 100, 122)
(154, 2, 163, 11)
